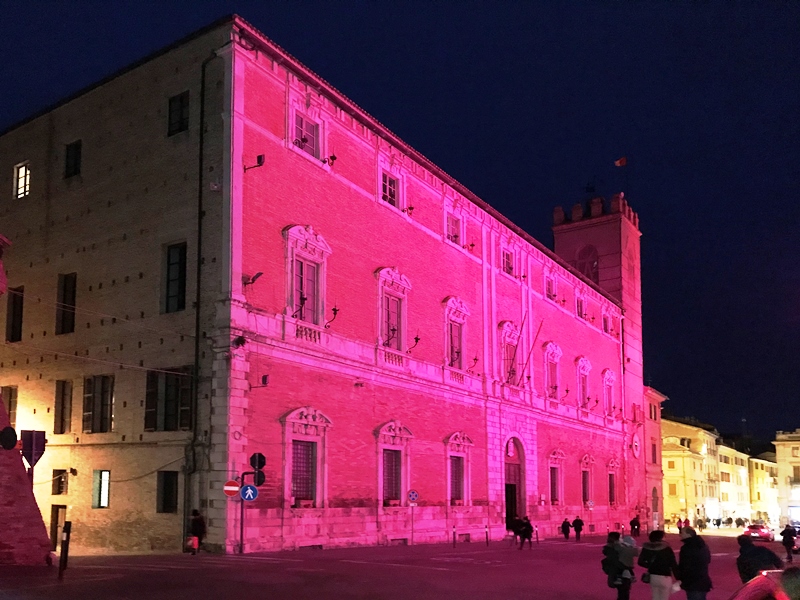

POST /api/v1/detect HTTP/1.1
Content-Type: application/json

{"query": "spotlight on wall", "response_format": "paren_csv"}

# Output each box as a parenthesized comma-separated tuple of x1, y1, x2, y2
(322, 154, 337, 166)
(232, 335, 247, 348)
(244, 154, 265, 172)
(243, 272, 263, 287)
(69, 468, 78, 476)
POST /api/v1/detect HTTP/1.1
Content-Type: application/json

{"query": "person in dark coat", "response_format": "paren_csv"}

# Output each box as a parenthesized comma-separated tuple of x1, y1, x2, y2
(519, 516, 533, 550)
(189, 509, 207, 555)
(572, 516, 585, 542)
(638, 529, 678, 600)
(630, 516, 641, 538)
(782, 566, 800, 600)
(736, 535, 783, 583)
(676, 527, 712, 600)
(782, 524, 797, 563)
(509, 515, 523, 546)
(603, 532, 631, 600)
(561, 518, 572, 540)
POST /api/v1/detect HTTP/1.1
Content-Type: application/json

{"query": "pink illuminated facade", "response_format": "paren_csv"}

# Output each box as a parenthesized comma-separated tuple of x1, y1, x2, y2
(0, 16, 662, 553)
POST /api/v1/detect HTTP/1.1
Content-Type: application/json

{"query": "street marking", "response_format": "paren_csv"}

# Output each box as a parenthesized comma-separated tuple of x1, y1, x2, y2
(341, 559, 452, 571)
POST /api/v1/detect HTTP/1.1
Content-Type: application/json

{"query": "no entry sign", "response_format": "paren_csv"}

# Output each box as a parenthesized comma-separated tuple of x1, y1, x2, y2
(223, 480, 240, 497)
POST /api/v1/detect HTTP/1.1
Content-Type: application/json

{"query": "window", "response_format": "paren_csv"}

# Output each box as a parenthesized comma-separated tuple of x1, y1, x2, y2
(282, 407, 331, 508)
(608, 473, 616, 505)
(721, 472, 731, 482)
(164, 243, 187, 313)
(651, 443, 658, 464)
(575, 357, 591, 407)
(667, 461, 675, 469)
(498, 320, 521, 385)
(292, 258, 319, 323)
(545, 275, 557, 300)
(793, 466, 800, 480)
(793, 447, 799, 458)
(450, 456, 464, 502)
(446, 214, 461, 244)
(602, 314, 611, 333)
(294, 114, 319, 158)
(383, 449, 401, 501)
(448, 321, 463, 369)
(92, 470, 110, 508)
(52, 469, 68, 495)
(56, 273, 77, 335)
(757, 492, 761, 500)
(576, 245, 599, 283)
(64, 140, 82, 178)
(144, 367, 192, 432)
(82, 375, 114, 433)
(14, 163, 30, 198)
(503, 343, 518, 384)
(157, 471, 179, 513)
(550, 466, 560, 503)
(444, 297, 469, 371)
(721, 492, 729, 501)
(549, 449, 565, 504)
(381, 172, 399, 207)
(378, 267, 411, 354)
(292, 440, 317, 505)
(54, 380, 72, 434)
(502, 250, 514, 276)
(377, 420, 412, 507)
(582, 470, 590, 503)
(6, 286, 23, 342)
(167, 91, 190, 136)
(544, 343, 562, 399)
(2, 386, 17, 429)
(447, 431, 473, 506)
(576, 295, 586, 319)
(383, 295, 402, 351)
(668, 483, 677, 496)
(284, 225, 332, 329)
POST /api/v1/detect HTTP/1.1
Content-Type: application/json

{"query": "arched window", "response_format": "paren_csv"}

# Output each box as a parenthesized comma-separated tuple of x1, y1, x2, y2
(576, 245, 599, 283)
(281, 406, 333, 509)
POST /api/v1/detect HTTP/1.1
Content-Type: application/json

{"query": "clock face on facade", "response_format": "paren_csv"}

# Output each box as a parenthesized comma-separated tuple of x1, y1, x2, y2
(631, 433, 641, 458)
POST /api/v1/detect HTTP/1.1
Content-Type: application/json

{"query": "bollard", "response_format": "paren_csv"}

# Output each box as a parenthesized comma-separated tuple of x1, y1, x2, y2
(606, 524, 610, 534)
(452, 525, 456, 548)
(535, 525, 539, 544)
(58, 521, 72, 580)
(485, 525, 489, 546)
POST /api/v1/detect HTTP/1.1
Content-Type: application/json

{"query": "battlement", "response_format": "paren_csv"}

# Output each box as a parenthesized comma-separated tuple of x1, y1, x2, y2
(553, 193, 639, 229)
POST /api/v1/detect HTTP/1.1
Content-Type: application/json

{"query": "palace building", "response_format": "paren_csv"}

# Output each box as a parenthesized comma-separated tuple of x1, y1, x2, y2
(0, 15, 661, 553)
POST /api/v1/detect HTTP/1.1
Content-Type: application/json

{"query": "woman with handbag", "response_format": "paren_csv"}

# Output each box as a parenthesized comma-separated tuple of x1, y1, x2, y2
(638, 530, 678, 600)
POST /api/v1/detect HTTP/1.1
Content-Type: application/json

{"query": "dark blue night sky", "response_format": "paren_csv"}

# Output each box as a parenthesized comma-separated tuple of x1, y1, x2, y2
(1, 1, 798, 440)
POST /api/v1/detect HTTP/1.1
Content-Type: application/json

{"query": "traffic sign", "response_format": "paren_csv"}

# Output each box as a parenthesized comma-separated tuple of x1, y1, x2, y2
(249, 452, 266, 471)
(408, 489, 419, 502)
(241, 485, 258, 501)
(223, 480, 240, 497)
(252, 470, 266, 486)
(20, 430, 46, 467)
(0, 426, 16, 451)
(588, 500, 595, 508)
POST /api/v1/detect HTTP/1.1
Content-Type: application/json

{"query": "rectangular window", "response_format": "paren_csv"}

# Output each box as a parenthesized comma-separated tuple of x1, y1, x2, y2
(651, 443, 658, 464)
(667, 460, 675, 469)
(64, 140, 82, 178)
(446, 214, 460, 244)
(55, 273, 77, 335)
(294, 114, 319, 158)
(604, 381, 613, 414)
(582, 470, 590, 503)
(1, 386, 17, 429)
(793, 465, 800, 480)
(576, 297, 585, 318)
(721, 492, 729, 501)
(292, 440, 316, 504)
(545, 276, 557, 300)
(549, 466, 560, 503)
(602, 314, 610, 333)
(547, 358, 558, 398)
(383, 295, 402, 351)
(54, 380, 72, 434)
(757, 492, 761, 500)
(167, 91, 190, 136)
(92, 470, 110, 508)
(293, 258, 318, 324)
(15, 163, 30, 198)
(608, 473, 616, 505)
(793, 447, 799, 458)
(448, 321, 462, 369)
(165, 243, 187, 313)
(381, 172, 398, 207)
(144, 367, 192, 432)
(502, 250, 514, 275)
(6, 286, 24, 342)
(383, 449, 402, 501)
(503, 343, 517, 384)
(721, 472, 731, 482)
(577, 372, 588, 405)
(450, 455, 464, 502)
(668, 483, 677, 496)
(52, 469, 68, 495)
(82, 375, 114, 433)
(156, 471, 179, 513)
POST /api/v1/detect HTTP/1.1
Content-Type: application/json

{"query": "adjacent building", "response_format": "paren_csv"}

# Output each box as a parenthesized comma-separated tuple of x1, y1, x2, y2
(718, 444, 750, 523)
(750, 452, 779, 524)
(774, 430, 800, 525)
(0, 15, 661, 553)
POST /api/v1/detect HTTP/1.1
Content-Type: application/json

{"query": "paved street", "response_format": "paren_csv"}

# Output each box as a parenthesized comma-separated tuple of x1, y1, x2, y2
(0, 533, 781, 600)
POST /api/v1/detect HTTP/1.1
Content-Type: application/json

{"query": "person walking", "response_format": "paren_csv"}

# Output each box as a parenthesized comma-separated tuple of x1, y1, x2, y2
(630, 515, 641, 538)
(675, 518, 684, 534)
(676, 527, 712, 600)
(189, 509, 207, 555)
(572, 515, 585, 542)
(736, 535, 783, 583)
(519, 516, 533, 550)
(602, 532, 630, 600)
(619, 536, 640, 582)
(638, 530, 678, 600)
(561, 518, 572, 540)
(782, 524, 797, 563)
(509, 515, 523, 546)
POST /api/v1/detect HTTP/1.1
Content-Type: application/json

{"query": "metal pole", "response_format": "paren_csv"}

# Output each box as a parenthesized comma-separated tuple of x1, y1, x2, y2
(58, 521, 71, 580)
(535, 525, 539, 544)
(452, 525, 456, 548)
(411, 505, 414, 546)
(485, 524, 489, 546)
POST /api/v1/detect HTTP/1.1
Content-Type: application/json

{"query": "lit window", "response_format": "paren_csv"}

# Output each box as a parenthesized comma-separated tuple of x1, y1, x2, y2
(668, 483, 677, 496)
(378, 421, 412, 507)
(167, 91, 190, 136)
(56, 273, 77, 335)
(64, 140, 82, 178)
(446, 214, 461, 244)
(14, 163, 30, 198)
(282, 407, 331, 509)
(294, 114, 319, 158)
(144, 367, 192, 432)
(1, 386, 17, 429)
(54, 380, 72, 435)
(52, 469, 69, 495)
(82, 375, 114, 433)
(382, 172, 399, 207)
(92, 469, 110, 508)
(156, 471, 179, 513)
(667, 461, 675, 469)
(502, 250, 514, 276)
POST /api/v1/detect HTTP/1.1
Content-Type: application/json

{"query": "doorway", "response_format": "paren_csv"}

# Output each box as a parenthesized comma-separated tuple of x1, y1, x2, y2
(50, 505, 67, 551)
(504, 438, 524, 529)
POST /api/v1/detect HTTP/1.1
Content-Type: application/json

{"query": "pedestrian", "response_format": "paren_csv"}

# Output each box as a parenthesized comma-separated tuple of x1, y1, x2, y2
(781, 524, 797, 563)
(572, 515, 585, 542)
(602, 532, 631, 600)
(638, 530, 678, 600)
(630, 515, 641, 538)
(782, 566, 800, 600)
(519, 516, 533, 550)
(509, 515, 523, 546)
(736, 535, 783, 583)
(676, 518, 684, 534)
(676, 526, 712, 600)
(561, 518, 572, 540)
(189, 509, 207, 555)
(619, 536, 640, 582)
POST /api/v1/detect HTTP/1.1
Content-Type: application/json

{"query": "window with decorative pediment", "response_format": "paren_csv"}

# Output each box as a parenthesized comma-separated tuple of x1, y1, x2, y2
(377, 153, 408, 212)
(446, 431, 473, 506)
(283, 225, 331, 327)
(549, 449, 565, 505)
(377, 267, 411, 352)
(575, 357, 592, 408)
(602, 370, 615, 416)
(282, 407, 332, 509)
(607, 458, 620, 506)
(444, 296, 469, 370)
(499, 321, 521, 385)
(581, 454, 595, 504)
(544, 342, 562, 399)
(377, 420, 413, 507)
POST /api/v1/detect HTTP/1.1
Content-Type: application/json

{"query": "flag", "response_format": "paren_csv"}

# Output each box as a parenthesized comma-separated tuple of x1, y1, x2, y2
(614, 157, 627, 167)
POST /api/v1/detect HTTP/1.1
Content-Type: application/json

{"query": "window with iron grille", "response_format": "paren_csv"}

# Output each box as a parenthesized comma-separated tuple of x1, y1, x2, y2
(448, 321, 462, 369)
(292, 440, 316, 502)
(381, 173, 398, 207)
(383, 295, 402, 351)
(292, 258, 318, 323)
(54, 380, 72, 434)
(82, 375, 114, 433)
(450, 456, 464, 501)
(294, 114, 319, 158)
(56, 273, 77, 335)
(144, 367, 192, 432)
(446, 214, 460, 244)
(15, 163, 30, 198)
(2, 386, 17, 429)
(165, 243, 187, 313)
(6, 286, 24, 342)
(167, 91, 190, 136)
(582, 470, 590, 503)
(64, 140, 82, 178)
(156, 471, 179, 513)
(549, 466, 560, 503)
(502, 250, 514, 275)
(92, 469, 110, 509)
(52, 469, 68, 495)
(608, 473, 617, 505)
(383, 449, 402, 501)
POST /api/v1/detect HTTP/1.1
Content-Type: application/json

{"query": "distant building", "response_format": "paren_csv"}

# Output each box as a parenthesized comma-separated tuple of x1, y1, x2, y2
(718, 444, 750, 522)
(773, 430, 800, 525)
(0, 15, 658, 553)
(749, 452, 779, 524)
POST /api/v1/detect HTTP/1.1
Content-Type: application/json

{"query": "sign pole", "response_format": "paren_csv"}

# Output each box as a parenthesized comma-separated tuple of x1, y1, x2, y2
(411, 504, 414, 546)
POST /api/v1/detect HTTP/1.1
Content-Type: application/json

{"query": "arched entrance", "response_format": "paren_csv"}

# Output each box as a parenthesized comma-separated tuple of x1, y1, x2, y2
(504, 438, 524, 529)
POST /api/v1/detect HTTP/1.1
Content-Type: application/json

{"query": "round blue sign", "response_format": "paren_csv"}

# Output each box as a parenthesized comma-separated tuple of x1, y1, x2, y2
(240, 484, 259, 501)
(408, 489, 419, 502)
